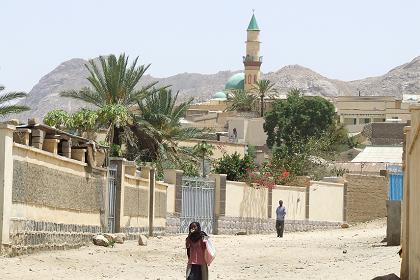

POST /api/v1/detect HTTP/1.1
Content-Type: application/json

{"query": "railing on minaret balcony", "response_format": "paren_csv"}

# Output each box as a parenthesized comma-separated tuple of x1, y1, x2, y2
(243, 55, 263, 63)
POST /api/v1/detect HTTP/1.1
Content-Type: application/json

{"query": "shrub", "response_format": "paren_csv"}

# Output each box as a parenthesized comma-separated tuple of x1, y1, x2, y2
(213, 152, 254, 181)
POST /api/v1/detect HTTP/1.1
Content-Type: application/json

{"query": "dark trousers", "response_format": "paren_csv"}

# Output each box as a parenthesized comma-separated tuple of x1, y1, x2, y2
(276, 220, 285, 237)
(187, 264, 202, 280)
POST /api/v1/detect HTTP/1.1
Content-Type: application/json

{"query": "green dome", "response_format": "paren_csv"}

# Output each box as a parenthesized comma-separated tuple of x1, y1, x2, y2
(213, 91, 227, 100)
(225, 73, 244, 90)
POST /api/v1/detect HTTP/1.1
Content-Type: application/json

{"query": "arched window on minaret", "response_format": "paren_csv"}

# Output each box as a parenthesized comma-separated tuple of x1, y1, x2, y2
(248, 74, 252, 84)
(254, 75, 257, 83)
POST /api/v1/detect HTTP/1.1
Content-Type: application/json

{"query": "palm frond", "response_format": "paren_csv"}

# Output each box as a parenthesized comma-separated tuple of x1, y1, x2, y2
(0, 105, 30, 116)
(0, 91, 27, 104)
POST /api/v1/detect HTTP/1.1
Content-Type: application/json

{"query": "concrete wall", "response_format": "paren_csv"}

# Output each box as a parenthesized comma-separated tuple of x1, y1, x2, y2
(213, 179, 342, 235)
(227, 117, 267, 146)
(401, 105, 420, 279)
(9, 143, 107, 255)
(344, 174, 388, 223)
(225, 181, 268, 219)
(309, 181, 344, 222)
(0, 124, 173, 255)
(271, 186, 306, 221)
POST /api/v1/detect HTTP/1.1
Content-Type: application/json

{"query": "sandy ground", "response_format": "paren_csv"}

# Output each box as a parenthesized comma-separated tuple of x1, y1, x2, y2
(0, 219, 400, 280)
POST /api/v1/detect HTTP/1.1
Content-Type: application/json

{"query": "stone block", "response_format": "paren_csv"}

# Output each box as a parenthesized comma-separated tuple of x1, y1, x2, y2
(32, 129, 45, 138)
(125, 165, 137, 176)
(13, 129, 31, 145)
(42, 139, 60, 154)
(71, 148, 86, 162)
(28, 118, 39, 125)
(60, 140, 72, 158)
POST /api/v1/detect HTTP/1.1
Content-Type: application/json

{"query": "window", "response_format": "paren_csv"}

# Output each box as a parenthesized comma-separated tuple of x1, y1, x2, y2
(344, 118, 357, 125)
(361, 118, 371, 124)
(254, 75, 257, 83)
(248, 75, 252, 84)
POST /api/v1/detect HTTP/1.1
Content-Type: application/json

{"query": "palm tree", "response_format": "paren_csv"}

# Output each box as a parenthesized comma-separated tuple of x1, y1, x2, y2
(226, 89, 257, 112)
(193, 141, 214, 177)
(129, 88, 202, 165)
(60, 53, 159, 146)
(252, 79, 277, 117)
(0, 85, 29, 117)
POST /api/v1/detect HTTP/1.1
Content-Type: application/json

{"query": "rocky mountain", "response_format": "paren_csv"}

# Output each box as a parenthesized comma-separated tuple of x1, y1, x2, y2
(12, 56, 420, 121)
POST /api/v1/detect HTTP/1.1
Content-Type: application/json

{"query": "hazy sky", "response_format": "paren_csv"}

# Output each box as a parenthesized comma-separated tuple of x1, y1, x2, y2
(1, 0, 420, 92)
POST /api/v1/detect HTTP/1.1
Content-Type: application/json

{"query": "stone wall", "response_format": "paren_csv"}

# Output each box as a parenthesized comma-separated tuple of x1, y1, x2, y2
(6, 144, 108, 255)
(13, 160, 105, 212)
(123, 186, 148, 217)
(344, 174, 388, 223)
(8, 219, 101, 256)
(362, 122, 406, 145)
(215, 217, 341, 235)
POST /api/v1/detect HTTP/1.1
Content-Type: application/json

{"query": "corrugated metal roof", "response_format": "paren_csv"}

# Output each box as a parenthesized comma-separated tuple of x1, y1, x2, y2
(351, 146, 403, 164)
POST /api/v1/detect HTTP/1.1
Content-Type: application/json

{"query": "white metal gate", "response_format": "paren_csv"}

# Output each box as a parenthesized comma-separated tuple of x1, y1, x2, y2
(180, 177, 215, 234)
(107, 168, 117, 233)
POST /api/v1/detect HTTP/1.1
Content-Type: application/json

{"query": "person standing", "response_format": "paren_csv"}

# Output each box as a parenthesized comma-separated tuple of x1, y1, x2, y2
(185, 222, 209, 280)
(276, 200, 286, 238)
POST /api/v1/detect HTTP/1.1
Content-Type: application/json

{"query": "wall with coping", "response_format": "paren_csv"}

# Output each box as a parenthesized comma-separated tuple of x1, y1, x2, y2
(309, 181, 344, 222)
(225, 181, 268, 219)
(9, 143, 107, 255)
(271, 186, 306, 221)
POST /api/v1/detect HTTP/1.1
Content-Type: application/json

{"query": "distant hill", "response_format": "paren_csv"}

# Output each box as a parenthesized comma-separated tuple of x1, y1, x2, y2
(12, 56, 420, 121)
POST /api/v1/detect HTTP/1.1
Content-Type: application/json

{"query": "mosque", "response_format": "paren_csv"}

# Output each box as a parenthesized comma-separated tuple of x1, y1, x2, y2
(209, 13, 262, 102)
(183, 13, 267, 149)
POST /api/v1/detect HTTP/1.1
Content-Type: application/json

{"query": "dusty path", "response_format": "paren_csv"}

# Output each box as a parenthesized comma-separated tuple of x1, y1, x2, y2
(0, 219, 400, 280)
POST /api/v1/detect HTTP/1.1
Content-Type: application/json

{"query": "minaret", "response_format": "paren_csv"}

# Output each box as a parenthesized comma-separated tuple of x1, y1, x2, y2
(243, 13, 262, 91)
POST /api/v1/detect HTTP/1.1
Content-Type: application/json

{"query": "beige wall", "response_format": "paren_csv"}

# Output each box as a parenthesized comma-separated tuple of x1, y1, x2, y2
(12, 144, 106, 223)
(121, 175, 149, 229)
(228, 117, 267, 146)
(225, 181, 268, 219)
(309, 181, 344, 222)
(271, 186, 306, 220)
(401, 105, 420, 279)
(246, 118, 267, 146)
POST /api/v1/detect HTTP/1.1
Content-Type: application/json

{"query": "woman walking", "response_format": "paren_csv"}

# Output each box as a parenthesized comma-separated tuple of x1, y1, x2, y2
(185, 222, 208, 280)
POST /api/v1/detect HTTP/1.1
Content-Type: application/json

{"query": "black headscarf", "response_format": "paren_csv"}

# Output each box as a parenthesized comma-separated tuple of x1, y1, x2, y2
(187, 222, 207, 242)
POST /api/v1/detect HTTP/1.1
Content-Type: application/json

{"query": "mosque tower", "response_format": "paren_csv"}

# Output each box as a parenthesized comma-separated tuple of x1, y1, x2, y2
(243, 13, 262, 91)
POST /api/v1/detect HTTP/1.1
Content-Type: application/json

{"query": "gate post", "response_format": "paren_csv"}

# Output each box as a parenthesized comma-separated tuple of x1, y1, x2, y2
(141, 166, 156, 237)
(0, 124, 15, 248)
(109, 158, 125, 233)
(210, 174, 227, 235)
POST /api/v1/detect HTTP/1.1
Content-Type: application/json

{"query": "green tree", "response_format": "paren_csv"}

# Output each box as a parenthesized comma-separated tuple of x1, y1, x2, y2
(226, 89, 257, 112)
(192, 141, 214, 177)
(264, 88, 336, 148)
(129, 88, 202, 167)
(0, 86, 29, 117)
(60, 53, 159, 147)
(213, 152, 254, 181)
(43, 109, 71, 129)
(251, 79, 277, 117)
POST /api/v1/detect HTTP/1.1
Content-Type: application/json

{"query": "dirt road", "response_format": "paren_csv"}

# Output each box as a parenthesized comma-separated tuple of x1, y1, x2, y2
(0, 219, 400, 280)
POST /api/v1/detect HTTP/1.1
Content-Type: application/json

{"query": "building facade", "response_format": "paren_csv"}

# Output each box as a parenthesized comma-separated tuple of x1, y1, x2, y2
(335, 96, 411, 133)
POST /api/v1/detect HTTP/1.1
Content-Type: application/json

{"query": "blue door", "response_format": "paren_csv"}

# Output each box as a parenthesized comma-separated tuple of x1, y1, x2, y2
(388, 172, 403, 200)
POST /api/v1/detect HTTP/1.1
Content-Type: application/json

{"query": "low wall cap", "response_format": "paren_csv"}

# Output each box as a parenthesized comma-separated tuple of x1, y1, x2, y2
(0, 123, 16, 130)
